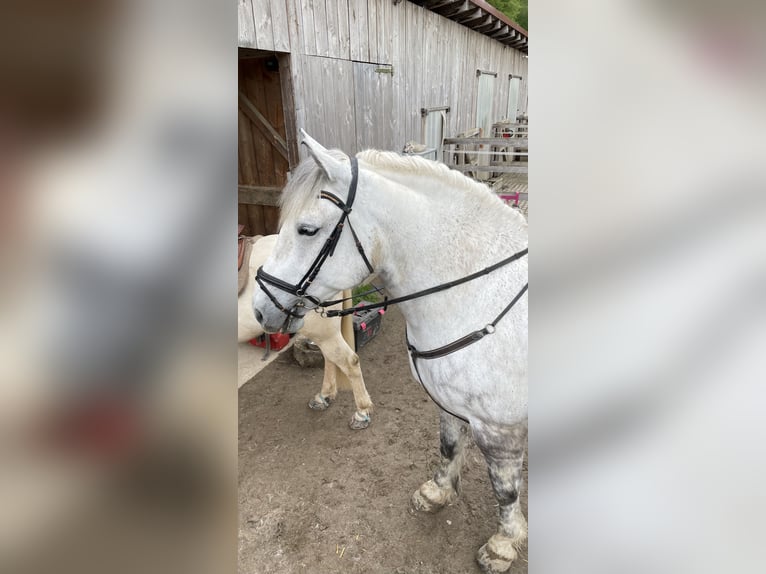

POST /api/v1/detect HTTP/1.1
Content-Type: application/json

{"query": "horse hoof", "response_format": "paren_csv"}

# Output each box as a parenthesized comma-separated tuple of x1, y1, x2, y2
(308, 395, 332, 411)
(410, 480, 455, 514)
(476, 535, 518, 574)
(349, 412, 370, 430)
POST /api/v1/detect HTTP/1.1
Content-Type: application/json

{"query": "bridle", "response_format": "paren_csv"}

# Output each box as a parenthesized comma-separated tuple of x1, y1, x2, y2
(255, 157, 373, 320)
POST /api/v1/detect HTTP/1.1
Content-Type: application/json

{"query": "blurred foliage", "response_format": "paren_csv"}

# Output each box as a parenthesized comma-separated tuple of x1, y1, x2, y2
(352, 284, 382, 306)
(487, 0, 528, 31)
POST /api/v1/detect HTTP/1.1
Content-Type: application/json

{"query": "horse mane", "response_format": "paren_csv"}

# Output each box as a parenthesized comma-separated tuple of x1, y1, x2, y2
(280, 148, 525, 228)
(358, 149, 494, 198)
(357, 150, 526, 227)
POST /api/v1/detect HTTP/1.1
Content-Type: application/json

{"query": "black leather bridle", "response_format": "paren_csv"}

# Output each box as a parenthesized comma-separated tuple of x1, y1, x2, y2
(255, 157, 373, 319)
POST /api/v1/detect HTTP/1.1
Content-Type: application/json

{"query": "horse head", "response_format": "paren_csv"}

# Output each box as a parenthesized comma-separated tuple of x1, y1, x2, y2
(252, 131, 375, 333)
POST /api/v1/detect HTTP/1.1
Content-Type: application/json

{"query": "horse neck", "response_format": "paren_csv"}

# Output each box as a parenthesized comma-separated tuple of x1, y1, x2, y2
(360, 169, 526, 323)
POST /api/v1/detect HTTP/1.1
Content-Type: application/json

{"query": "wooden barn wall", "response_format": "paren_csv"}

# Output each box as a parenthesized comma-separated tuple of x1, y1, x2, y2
(239, 0, 528, 156)
(238, 56, 287, 236)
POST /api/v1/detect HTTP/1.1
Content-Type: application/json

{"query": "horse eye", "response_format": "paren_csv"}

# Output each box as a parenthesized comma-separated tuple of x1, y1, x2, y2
(297, 225, 319, 237)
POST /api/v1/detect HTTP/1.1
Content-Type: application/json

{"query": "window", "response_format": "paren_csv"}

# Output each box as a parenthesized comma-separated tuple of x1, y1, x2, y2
(420, 106, 449, 162)
(507, 75, 522, 121)
(476, 70, 497, 137)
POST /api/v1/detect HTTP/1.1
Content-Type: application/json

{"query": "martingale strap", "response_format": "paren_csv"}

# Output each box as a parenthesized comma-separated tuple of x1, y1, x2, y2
(405, 281, 528, 424)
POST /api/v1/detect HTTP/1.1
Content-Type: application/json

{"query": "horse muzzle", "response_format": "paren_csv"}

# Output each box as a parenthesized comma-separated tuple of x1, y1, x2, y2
(253, 293, 307, 334)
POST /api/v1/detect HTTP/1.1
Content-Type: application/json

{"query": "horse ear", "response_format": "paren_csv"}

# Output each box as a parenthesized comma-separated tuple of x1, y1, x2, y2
(300, 129, 349, 183)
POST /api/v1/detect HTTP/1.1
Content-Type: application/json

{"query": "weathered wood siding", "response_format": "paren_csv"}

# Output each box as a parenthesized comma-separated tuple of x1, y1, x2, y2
(240, 0, 528, 156)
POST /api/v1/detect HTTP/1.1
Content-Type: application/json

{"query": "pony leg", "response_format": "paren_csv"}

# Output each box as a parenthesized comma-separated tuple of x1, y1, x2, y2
(473, 422, 527, 574)
(411, 410, 469, 513)
(319, 341, 373, 430)
(308, 356, 338, 410)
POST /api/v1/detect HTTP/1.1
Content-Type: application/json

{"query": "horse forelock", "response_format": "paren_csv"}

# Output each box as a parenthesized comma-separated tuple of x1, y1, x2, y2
(278, 150, 348, 225)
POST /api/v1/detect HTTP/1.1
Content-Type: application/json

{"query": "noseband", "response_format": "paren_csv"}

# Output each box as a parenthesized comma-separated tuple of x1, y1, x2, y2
(255, 157, 374, 319)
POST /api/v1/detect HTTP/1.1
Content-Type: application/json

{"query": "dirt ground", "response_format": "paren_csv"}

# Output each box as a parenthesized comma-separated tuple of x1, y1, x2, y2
(238, 307, 527, 574)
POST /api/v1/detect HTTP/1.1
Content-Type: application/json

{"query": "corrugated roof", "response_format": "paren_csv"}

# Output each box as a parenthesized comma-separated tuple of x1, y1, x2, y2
(412, 0, 528, 53)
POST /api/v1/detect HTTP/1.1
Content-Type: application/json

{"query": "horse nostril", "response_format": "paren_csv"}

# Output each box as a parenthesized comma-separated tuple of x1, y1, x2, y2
(254, 308, 264, 324)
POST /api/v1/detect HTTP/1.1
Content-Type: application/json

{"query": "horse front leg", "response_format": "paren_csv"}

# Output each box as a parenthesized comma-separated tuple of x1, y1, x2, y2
(322, 343, 373, 430)
(473, 422, 527, 574)
(308, 354, 338, 411)
(411, 410, 469, 513)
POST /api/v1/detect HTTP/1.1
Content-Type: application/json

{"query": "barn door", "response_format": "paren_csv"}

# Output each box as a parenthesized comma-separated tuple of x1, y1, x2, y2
(353, 62, 395, 151)
(238, 52, 297, 236)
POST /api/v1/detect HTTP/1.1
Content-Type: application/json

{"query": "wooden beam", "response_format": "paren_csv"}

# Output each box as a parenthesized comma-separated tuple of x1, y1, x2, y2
(507, 37, 528, 49)
(238, 90, 289, 162)
(455, 7, 483, 23)
(238, 185, 283, 206)
(447, 164, 528, 174)
(439, 1, 471, 17)
(476, 18, 502, 34)
(277, 53, 300, 168)
(489, 24, 511, 40)
(464, 13, 492, 28)
(424, 0, 455, 8)
(490, 25, 510, 39)
(444, 137, 528, 146)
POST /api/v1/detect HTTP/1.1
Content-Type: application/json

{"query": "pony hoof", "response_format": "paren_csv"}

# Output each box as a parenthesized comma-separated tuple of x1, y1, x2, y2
(349, 412, 370, 430)
(476, 536, 518, 574)
(410, 480, 455, 514)
(308, 395, 332, 411)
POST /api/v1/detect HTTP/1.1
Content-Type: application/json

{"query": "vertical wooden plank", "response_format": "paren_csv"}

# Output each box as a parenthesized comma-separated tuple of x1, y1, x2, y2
(384, 66, 394, 150)
(262, 59, 289, 185)
(367, 0, 378, 63)
(337, 0, 350, 60)
(353, 62, 365, 151)
(301, 0, 316, 55)
(390, 0, 402, 148)
(314, 0, 328, 57)
(292, 54, 308, 160)
(262, 206, 281, 234)
(424, 10, 437, 108)
(238, 0, 256, 48)
(377, 0, 389, 64)
(401, 1, 411, 142)
(246, 204, 266, 236)
(357, 0, 369, 62)
(270, 0, 290, 51)
(325, 0, 339, 58)
(413, 4, 424, 139)
(238, 204, 250, 235)
(304, 56, 327, 144)
(286, 0, 303, 53)
(278, 54, 300, 168)
(337, 59, 356, 155)
(408, 1, 423, 142)
(238, 109, 257, 185)
(321, 58, 339, 148)
(252, 0, 275, 51)
(348, 0, 360, 60)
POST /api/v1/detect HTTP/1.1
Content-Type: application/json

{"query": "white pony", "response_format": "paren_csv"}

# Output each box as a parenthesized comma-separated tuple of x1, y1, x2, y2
(253, 132, 528, 573)
(238, 235, 374, 429)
